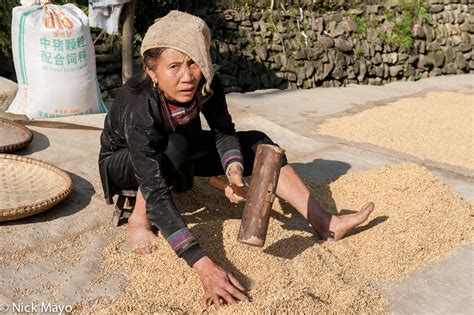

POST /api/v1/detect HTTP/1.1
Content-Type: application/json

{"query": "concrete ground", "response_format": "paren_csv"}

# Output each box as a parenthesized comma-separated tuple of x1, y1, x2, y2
(0, 74, 472, 313)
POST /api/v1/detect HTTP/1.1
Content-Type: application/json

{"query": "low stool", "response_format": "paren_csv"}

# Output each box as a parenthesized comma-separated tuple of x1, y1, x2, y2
(106, 190, 137, 227)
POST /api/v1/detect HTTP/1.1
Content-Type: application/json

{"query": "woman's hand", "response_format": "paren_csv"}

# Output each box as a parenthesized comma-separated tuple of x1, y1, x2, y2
(225, 164, 247, 204)
(193, 256, 249, 310)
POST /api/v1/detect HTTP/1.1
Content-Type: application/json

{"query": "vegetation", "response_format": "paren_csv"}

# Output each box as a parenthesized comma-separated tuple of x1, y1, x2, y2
(0, 6, 10, 57)
(379, 0, 431, 53)
(349, 12, 368, 37)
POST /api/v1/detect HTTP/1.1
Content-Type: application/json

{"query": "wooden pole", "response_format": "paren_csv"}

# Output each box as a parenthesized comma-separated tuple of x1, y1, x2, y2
(121, 0, 136, 84)
(237, 144, 285, 247)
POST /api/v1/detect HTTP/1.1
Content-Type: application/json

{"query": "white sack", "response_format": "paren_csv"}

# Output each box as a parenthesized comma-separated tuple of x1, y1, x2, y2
(8, 3, 107, 118)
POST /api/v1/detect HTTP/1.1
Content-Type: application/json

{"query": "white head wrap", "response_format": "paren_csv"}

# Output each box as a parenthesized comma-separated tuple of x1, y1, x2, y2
(141, 10, 214, 96)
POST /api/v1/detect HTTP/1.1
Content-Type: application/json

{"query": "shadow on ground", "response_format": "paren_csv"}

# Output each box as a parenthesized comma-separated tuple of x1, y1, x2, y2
(291, 158, 352, 183)
(15, 129, 50, 155)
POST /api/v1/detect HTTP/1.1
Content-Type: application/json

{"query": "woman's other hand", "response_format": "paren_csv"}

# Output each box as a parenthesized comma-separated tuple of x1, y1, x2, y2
(226, 164, 247, 203)
(193, 256, 249, 310)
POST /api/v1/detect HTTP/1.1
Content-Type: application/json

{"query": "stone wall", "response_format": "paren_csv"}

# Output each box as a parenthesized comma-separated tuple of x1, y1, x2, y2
(95, 39, 123, 100)
(97, 1, 473, 97)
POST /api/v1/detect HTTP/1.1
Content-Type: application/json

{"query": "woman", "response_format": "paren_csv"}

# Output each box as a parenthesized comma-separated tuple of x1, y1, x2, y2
(99, 10, 374, 309)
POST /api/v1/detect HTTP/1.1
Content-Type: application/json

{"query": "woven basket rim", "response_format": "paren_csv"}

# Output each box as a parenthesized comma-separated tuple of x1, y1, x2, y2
(0, 118, 33, 153)
(0, 154, 74, 221)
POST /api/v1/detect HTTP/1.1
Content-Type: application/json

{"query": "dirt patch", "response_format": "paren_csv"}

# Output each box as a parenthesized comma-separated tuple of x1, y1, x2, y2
(75, 163, 473, 313)
(317, 92, 474, 170)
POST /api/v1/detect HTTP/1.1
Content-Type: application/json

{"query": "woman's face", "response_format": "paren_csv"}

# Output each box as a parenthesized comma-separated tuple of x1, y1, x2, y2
(145, 49, 203, 103)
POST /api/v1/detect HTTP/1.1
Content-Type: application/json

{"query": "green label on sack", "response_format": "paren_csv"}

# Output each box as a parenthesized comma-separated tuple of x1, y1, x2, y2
(39, 35, 87, 69)
(18, 7, 42, 86)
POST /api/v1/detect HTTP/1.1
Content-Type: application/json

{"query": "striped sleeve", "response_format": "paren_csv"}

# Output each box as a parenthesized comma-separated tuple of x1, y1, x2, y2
(221, 149, 244, 173)
(166, 227, 206, 266)
(166, 227, 199, 256)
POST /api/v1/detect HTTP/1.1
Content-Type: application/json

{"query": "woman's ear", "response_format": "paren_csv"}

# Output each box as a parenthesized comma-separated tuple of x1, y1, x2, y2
(143, 65, 158, 85)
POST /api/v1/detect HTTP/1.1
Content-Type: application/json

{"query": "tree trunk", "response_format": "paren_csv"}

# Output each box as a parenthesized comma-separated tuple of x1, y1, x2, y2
(122, 0, 136, 84)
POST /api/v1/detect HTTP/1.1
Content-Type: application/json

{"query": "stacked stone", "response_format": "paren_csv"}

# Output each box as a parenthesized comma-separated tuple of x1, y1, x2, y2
(423, 0, 472, 77)
(95, 41, 123, 100)
(200, 0, 473, 92)
(94, 1, 473, 96)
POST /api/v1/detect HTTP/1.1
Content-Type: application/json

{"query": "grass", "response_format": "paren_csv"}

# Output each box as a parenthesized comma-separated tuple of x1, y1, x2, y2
(378, 0, 430, 53)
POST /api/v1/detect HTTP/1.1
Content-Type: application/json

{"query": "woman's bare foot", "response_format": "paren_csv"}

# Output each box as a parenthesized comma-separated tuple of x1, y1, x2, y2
(127, 216, 159, 254)
(125, 188, 159, 254)
(275, 165, 377, 241)
(311, 202, 375, 241)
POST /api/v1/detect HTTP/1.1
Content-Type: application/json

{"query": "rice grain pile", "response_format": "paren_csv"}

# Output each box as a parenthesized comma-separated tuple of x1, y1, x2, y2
(318, 92, 474, 169)
(75, 163, 473, 313)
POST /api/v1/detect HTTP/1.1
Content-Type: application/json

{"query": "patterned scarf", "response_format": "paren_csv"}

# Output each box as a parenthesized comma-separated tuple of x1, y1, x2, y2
(166, 98, 199, 127)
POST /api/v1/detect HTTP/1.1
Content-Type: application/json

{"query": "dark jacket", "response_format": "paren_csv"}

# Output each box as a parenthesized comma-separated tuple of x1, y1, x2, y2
(99, 73, 242, 266)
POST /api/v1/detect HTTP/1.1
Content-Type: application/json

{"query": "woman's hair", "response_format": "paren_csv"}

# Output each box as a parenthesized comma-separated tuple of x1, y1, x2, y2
(143, 47, 167, 71)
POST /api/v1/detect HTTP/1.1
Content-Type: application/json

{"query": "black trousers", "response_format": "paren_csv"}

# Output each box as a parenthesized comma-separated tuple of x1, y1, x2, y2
(102, 130, 287, 194)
